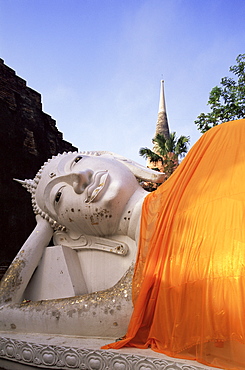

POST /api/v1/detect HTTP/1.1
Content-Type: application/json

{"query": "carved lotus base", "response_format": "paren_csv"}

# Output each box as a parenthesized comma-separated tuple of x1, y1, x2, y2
(0, 332, 219, 370)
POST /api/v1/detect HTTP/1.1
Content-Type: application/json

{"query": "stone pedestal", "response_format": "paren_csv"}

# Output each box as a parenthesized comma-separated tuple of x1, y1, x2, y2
(0, 333, 219, 370)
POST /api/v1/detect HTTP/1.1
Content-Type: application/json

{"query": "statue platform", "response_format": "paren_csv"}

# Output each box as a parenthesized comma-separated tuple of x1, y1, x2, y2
(0, 332, 221, 370)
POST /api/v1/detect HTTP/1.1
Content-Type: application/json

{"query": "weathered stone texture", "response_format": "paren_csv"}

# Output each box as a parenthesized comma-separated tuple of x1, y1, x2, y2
(0, 59, 77, 270)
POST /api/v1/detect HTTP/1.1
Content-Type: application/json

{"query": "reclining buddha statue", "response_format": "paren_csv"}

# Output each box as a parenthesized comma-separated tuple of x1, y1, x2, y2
(2, 119, 245, 370)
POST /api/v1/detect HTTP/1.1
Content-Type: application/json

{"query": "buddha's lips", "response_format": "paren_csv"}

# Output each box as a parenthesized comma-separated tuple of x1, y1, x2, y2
(84, 170, 109, 204)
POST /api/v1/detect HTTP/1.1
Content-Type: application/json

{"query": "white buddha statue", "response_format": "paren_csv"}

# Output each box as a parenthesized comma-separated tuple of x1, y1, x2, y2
(0, 151, 164, 338)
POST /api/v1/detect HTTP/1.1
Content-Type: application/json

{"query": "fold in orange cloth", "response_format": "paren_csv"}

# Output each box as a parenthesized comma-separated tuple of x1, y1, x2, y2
(103, 119, 245, 370)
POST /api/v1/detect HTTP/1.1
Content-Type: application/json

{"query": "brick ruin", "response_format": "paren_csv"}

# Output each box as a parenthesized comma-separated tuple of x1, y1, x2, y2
(0, 59, 77, 272)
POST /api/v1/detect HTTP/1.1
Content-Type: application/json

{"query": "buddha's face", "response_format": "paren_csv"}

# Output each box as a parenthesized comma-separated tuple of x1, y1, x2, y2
(35, 153, 140, 237)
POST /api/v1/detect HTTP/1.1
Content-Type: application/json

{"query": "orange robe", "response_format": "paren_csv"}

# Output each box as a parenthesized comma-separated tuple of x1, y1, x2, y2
(103, 119, 245, 369)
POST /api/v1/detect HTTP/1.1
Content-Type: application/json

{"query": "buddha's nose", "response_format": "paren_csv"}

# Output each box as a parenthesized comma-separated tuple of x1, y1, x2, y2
(72, 170, 93, 194)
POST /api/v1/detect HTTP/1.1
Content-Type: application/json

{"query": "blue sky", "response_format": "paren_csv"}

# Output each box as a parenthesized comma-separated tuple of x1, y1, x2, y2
(1, 0, 245, 164)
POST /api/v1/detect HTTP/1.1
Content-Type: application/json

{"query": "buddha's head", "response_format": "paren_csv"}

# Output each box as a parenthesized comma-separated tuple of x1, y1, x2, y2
(16, 151, 164, 238)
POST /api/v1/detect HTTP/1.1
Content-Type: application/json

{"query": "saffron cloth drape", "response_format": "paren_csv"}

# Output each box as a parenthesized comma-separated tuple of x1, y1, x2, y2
(103, 119, 245, 370)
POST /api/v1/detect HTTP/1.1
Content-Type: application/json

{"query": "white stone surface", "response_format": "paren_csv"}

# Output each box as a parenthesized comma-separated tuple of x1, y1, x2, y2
(24, 245, 88, 300)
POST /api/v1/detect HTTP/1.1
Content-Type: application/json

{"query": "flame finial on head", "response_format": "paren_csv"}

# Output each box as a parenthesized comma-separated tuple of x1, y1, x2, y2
(14, 178, 36, 194)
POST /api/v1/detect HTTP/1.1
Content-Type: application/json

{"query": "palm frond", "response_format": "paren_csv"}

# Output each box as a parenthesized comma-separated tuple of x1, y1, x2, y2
(139, 147, 163, 163)
(175, 135, 190, 157)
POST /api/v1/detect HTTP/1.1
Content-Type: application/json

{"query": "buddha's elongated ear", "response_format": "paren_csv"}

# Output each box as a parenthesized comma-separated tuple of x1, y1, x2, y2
(13, 178, 66, 232)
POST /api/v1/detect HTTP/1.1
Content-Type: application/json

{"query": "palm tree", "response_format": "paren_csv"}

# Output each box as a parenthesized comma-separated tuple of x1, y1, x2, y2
(139, 132, 190, 181)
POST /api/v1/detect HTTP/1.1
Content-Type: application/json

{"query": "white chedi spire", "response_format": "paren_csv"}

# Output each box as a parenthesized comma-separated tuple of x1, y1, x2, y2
(158, 79, 167, 113)
(155, 80, 170, 140)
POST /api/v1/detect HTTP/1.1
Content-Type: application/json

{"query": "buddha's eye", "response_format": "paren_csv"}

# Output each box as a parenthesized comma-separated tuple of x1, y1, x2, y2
(74, 155, 83, 163)
(55, 191, 62, 203)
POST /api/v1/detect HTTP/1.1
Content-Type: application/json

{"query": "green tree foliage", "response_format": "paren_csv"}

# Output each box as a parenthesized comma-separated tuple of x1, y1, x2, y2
(195, 54, 245, 133)
(139, 132, 190, 182)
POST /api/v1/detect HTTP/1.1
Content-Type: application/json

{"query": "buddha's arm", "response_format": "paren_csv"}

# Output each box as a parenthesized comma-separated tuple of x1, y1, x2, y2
(0, 216, 53, 305)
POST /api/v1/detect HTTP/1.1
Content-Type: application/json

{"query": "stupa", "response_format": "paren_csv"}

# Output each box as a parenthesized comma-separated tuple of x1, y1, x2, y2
(147, 80, 171, 173)
(155, 79, 170, 140)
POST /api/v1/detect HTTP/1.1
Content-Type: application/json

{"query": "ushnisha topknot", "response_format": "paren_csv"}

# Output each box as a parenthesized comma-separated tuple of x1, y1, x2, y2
(14, 151, 165, 231)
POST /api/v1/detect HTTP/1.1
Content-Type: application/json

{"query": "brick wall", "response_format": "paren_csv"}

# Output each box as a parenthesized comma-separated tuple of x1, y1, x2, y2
(0, 59, 78, 270)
